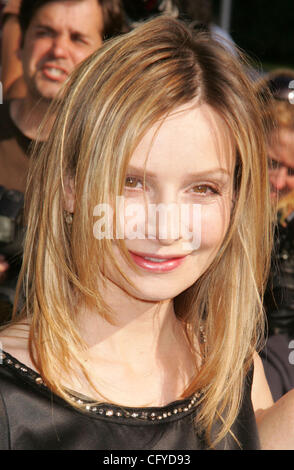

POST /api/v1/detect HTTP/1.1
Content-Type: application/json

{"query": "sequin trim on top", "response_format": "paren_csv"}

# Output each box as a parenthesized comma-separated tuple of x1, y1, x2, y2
(0, 349, 203, 422)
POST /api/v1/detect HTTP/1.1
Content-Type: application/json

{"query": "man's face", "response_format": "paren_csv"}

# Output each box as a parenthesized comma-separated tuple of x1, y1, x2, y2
(20, 0, 104, 102)
(268, 127, 294, 200)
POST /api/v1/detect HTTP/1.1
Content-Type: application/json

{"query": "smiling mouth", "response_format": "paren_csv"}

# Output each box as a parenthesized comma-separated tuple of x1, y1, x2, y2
(129, 251, 187, 272)
(143, 257, 169, 263)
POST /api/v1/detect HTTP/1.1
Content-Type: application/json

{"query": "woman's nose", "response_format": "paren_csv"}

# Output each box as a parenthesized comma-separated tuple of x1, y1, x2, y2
(149, 203, 181, 245)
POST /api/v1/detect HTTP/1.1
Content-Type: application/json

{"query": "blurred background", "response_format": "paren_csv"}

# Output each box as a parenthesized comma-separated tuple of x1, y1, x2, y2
(213, 0, 294, 71)
(0, 0, 293, 73)
(121, 0, 294, 72)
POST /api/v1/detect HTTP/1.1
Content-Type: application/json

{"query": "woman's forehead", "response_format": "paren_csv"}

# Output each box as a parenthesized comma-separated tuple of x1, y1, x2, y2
(128, 103, 235, 176)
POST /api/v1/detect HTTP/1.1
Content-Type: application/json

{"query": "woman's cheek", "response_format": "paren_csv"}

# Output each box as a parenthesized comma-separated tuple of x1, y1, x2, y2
(199, 202, 231, 250)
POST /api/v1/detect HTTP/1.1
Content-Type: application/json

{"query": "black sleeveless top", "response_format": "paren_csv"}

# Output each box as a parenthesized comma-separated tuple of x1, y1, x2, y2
(0, 350, 260, 450)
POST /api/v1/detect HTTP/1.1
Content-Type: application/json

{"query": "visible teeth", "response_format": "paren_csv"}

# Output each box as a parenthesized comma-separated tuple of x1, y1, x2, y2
(143, 257, 169, 263)
(47, 67, 63, 77)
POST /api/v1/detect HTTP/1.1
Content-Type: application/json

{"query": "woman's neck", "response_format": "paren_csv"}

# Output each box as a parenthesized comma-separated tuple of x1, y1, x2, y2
(0, 286, 198, 407)
(76, 294, 181, 365)
(72, 287, 197, 406)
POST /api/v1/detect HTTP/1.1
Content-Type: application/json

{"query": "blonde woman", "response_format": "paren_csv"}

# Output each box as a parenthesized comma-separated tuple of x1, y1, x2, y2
(0, 16, 293, 450)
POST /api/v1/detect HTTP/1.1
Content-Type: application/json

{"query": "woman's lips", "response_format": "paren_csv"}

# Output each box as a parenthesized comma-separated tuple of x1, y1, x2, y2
(129, 251, 187, 273)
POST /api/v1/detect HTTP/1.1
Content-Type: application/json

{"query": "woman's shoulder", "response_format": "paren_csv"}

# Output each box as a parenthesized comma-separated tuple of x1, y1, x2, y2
(251, 351, 274, 413)
(0, 321, 35, 370)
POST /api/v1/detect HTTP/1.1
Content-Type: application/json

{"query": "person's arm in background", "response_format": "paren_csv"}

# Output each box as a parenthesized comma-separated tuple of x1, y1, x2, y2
(1, 0, 26, 99)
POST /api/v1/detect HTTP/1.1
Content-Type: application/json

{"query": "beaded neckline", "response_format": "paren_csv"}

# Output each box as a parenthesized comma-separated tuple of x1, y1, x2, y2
(0, 349, 203, 422)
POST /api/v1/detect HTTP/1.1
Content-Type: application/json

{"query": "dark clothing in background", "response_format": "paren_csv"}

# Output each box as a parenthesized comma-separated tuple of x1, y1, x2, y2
(0, 101, 32, 322)
(260, 333, 294, 402)
(260, 210, 294, 401)
(0, 101, 31, 192)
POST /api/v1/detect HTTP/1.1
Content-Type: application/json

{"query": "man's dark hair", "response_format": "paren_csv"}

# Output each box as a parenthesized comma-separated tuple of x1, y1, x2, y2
(19, 0, 129, 41)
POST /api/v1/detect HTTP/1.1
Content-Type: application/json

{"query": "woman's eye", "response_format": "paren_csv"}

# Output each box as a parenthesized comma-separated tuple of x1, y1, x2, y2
(189, 185, 217, 195)
(125, 176, 144, 189)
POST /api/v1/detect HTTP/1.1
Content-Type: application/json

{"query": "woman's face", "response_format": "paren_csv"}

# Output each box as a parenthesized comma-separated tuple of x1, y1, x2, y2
(99, 103, 235, 302)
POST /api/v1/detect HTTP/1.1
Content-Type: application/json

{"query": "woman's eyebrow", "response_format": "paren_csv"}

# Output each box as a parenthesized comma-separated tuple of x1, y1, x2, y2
(126, 165, 232, 179)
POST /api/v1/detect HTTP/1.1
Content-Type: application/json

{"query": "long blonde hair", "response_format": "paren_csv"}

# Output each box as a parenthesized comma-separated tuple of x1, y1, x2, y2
(13, 16, 272, 447)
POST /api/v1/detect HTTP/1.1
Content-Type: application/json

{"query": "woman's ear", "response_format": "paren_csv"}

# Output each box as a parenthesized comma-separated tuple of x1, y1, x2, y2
(64, 177, 75, 213)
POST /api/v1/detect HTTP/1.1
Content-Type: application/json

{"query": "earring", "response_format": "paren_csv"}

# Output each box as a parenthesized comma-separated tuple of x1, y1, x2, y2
(64, 210, 73, 224)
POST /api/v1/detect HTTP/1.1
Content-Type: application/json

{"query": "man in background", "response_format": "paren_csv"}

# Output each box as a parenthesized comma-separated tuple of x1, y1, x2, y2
(0, 0, 127, 321)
